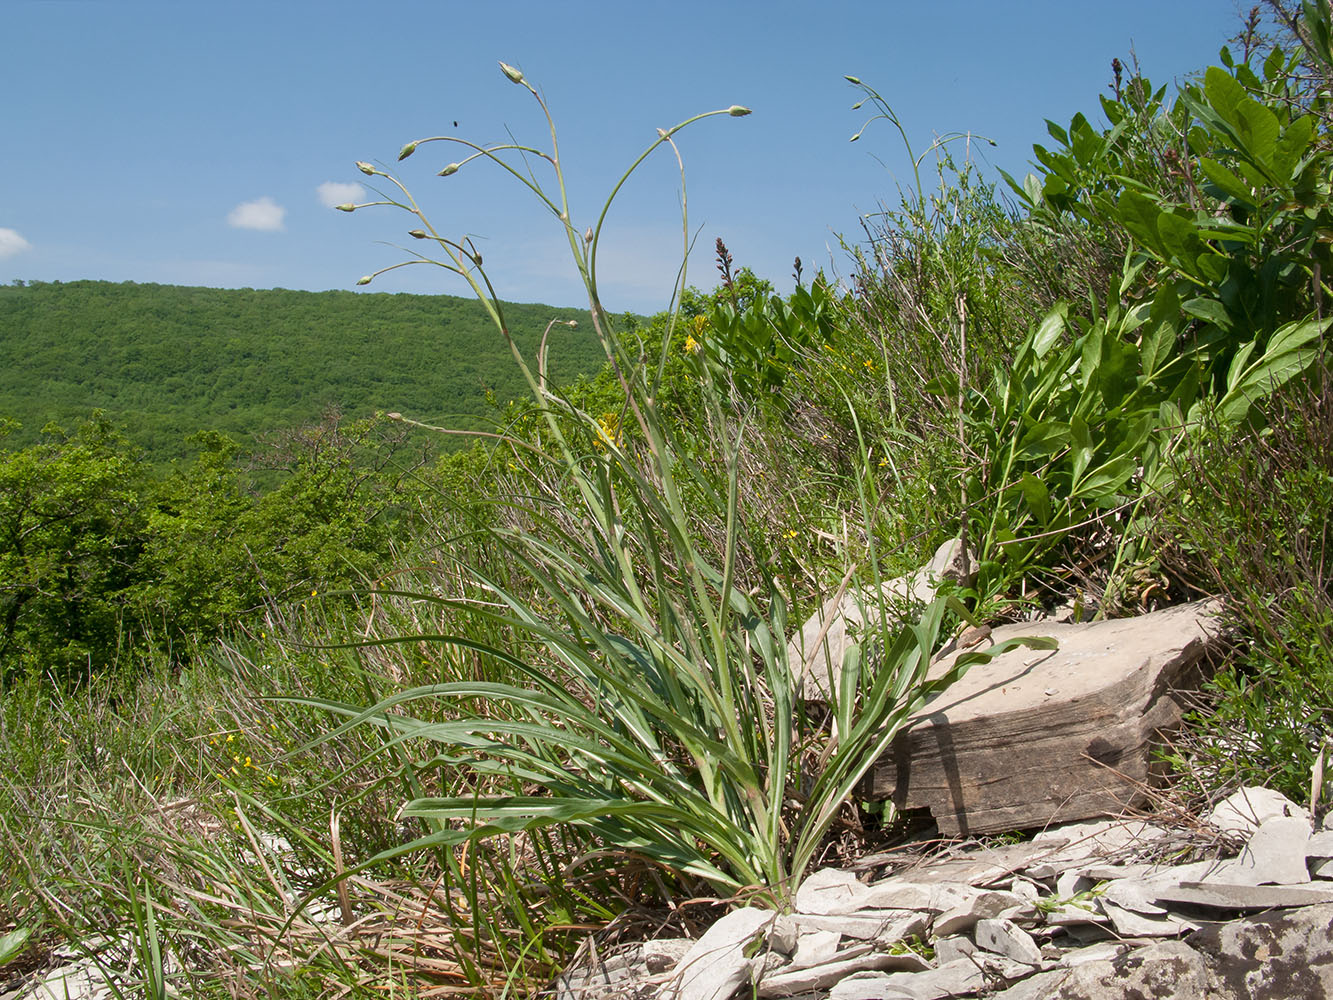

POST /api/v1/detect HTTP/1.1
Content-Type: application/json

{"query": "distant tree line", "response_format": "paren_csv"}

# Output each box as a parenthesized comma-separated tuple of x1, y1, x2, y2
(0, 280, 607, 464)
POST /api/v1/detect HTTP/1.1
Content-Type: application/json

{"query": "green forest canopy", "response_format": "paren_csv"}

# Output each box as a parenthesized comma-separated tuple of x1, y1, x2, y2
(0, 279, 610, 462)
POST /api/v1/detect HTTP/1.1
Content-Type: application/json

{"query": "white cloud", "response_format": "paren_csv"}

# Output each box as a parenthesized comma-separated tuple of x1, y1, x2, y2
(0, 228, 32, 258)
(317, 181, 364, 208)
(227, 197, 286, 232)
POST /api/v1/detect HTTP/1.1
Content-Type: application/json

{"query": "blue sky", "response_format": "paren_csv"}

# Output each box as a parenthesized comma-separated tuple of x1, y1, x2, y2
(5, 1, 1246, 314)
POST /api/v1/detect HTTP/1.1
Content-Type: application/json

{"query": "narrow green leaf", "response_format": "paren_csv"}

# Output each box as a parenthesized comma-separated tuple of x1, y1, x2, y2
(0, 928, 32, 967)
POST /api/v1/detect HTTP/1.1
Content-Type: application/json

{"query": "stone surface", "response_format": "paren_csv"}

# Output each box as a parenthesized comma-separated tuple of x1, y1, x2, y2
(1208, 786, 1309, 835)
(1155, 880, 1333, 909)
(869, 601, 1224, 835)
(1227, 814, 1313, 885)
(975, 917, 1043, 966)
(828, 960, 989, 1000)
(1307, 830, 1333, 860)
(932, 936, 976, 966)
(997, 941, 1216, 1000)
(1098, 899, 1198, 937)
(640, 939, 692, 973)
(1187, 902, 1333, 998)
(931, 890, 1026, 936)
(788, 930, 841, 971)
(669, 907, 773, 1000)
(786, 912, 927, 943)
(790, 539, 973, 701)
(756, 950, 929, 998)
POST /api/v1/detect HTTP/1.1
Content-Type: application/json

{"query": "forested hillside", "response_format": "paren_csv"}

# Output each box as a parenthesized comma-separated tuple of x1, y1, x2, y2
(0, 280, 608, 461)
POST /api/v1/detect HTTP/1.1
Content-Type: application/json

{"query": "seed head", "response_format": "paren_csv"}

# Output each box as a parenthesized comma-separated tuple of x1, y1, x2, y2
(356, 275, 373, 286)
(355, 161, 376, 176)
(398, 141, 418, 161)
(584, 227, 593, 243)
(334, 203, 356, 212)
(499, 61, 524, 84)
(438, 163, 460, 177)
(727, 106, 751, 117)
(408, 229, 428, 239)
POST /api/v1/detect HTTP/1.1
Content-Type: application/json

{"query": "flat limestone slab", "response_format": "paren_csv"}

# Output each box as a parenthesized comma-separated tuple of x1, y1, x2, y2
(868, 601, 1223, 836)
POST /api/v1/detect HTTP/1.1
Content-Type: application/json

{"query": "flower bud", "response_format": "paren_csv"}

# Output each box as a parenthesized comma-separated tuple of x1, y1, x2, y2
(335, 203, 356, 212)
(408, 229, 427, 239)
(356, 275, 372, 286)
(727, 105, 752, 117)
(584, 227, 593, 243)
(845, 75, 862, 85)
(499, 61, 524, 84)
(398, 141, 418, 161)
(355, 161, 376, 176)
(438, 163, 460, 177)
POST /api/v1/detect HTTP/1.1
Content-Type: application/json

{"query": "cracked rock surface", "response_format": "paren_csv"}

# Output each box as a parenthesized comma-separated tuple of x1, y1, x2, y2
(549, 787, 1333, 1000)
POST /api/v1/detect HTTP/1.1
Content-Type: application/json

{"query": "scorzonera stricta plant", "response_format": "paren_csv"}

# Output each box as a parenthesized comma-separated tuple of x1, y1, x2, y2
(296, 60, 1046, 905)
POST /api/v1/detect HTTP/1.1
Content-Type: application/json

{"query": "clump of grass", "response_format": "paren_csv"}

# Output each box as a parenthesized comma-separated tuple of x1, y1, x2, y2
(307, 61, 1049, 928)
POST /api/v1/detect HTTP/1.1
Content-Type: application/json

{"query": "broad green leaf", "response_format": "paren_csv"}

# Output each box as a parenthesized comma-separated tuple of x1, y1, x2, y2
(1263, 43, 1285, 83)
(1018, 473, 1052, 526)
(1032, 303, 1068, 359)
(1199, 157, 1256, 206)
(1140, 287, 1179, 379)
(1216, 318, 1327, 424)
(1274, 115, 1315, 181)
(1182, 296, 1233, 331)
(1156, 211, 1205, 271)
(1072, 454, 1137, 501)
(1116, 191, 1166, 254)
(1203, 66, 1246, 120)
(1016, 420, 1071, 460)
(1233, 100, 1281, 173)
(1195, 253, 1228, 284)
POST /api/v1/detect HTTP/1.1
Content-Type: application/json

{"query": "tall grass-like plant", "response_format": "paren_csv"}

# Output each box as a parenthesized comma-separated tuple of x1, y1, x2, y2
(302, 62, 1047, 909)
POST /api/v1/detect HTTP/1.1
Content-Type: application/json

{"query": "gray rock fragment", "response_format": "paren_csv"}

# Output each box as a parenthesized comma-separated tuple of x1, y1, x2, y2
(641, 938, 693, 973)
(1208, 786, 1309, 835)
(1101, 878, 1169, 915)
(932, 935, 976, 966)
(1041, 900, 1108, 927)
(993, 941, 1214, 1000)
(787, 929, 841, 970)
(1227, 814, 1313, 885)
(975, 917, 1044, 966)
(756, 949, 929, 998)
(931, 890, 1026, 937)
(791, 539, 972, 700)
(1187, 901, 1333, 998)
(668, 907, 773, 1000)
(1056, 941, 1134, 969)
(786, 911, 927, 942)
(1098, 899, 1197, 937)
(794, 868, 865, 915)
(826, 960, 990, 1000)
(1307, 829, 1333, 859)
(1156, 880, 1333, 909)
